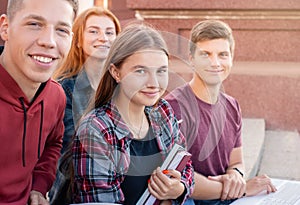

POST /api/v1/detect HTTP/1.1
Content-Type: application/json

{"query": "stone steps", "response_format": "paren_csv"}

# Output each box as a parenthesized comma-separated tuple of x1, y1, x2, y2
(242, 118, 265, 179)
(258, 130, 300, 181)
(242, 118, 300, 181)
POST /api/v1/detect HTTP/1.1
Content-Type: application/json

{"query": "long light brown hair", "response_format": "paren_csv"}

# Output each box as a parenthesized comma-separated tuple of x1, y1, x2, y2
(93, 23, 169, 109)
(52, 7, 121, 80)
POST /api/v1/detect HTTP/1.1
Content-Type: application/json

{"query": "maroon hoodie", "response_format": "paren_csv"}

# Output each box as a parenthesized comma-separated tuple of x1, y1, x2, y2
(0, 64, 65, 204)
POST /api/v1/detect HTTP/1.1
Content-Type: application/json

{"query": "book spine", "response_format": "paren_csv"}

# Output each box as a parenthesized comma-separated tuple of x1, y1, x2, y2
(153, 153, 191, 205)
(136, 144, 185, 205)
(175, 154, 191, 172)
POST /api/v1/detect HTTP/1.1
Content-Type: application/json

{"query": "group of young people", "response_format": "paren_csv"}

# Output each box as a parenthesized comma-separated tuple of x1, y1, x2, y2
(0, 0, 276, 204)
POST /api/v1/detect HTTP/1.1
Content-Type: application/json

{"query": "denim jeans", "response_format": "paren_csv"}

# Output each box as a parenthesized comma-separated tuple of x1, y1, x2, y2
(193, 199, 236, 205)
(184, 198, 195, 205)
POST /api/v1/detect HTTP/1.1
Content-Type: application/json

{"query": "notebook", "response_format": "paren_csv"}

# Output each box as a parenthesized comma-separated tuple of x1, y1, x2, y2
(230, 178, 300, 205)
(136, 144, 191, 205)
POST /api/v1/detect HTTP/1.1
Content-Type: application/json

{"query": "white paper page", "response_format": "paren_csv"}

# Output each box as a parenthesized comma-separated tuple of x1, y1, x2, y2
(230, 178, 300, 205)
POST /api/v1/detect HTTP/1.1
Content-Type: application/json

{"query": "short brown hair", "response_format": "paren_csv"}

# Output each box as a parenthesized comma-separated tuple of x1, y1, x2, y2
(7, 0, 79, 21)
(189, 20, 235, 56)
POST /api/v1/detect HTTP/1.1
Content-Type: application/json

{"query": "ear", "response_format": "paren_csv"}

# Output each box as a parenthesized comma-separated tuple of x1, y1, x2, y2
(109, 64, 121, 83)
(0, 14, 9, 41)
(188, 53, 195, 67)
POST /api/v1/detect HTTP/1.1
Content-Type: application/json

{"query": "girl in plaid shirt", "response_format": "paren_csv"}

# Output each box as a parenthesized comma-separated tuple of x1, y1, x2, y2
(72, 24, 194, 204)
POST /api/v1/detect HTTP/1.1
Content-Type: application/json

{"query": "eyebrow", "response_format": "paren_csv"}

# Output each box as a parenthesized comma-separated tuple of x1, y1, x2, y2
(133, 65, 168, 69)
(23, 14, 44, 23)
(198, 49, 209, 53)
(86, 25, 115, 30)
(23, 14, 72, 28)
(197, 49, 230, 54)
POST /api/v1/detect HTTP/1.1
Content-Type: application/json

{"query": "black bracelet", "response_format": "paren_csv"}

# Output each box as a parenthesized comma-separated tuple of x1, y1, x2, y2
(233, 167, 244, 177)
(175, 184, 187, 203)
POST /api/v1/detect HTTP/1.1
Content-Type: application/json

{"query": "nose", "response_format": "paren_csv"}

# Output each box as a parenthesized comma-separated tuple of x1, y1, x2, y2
(147, 72, 159, 87)
(210, 54, 221, 68)
(37, 26, 56, 49)
(98, 31, 108, 42)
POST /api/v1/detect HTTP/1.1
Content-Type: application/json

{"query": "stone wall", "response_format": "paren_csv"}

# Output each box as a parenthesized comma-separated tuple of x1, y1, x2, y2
(127, 0, 300, 131)
(127, 0, 300, 62)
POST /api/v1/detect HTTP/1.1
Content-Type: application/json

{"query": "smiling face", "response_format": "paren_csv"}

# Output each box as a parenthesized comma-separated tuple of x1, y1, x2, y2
(112, 49, 169, 107)
(191, 38, 233, 87)
(0, 0, 74, 86)
(82, 15, 117, 60)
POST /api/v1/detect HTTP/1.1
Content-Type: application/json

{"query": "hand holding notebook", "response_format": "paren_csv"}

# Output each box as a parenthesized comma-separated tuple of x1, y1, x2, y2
(137, 144, 191, 205)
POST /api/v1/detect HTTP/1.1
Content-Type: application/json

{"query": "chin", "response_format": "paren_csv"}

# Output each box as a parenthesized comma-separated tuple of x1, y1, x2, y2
(32, 74, 53, 83)
(145, 99, 160, 107)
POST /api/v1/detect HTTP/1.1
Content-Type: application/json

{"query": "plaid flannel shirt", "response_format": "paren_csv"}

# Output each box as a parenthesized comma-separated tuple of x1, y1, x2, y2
(59, 70, 94, 154)
(72, 99, 194, 204)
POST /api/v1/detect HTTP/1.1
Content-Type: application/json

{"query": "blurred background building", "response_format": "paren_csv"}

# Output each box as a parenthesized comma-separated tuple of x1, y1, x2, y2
(1, 0, 299, 132)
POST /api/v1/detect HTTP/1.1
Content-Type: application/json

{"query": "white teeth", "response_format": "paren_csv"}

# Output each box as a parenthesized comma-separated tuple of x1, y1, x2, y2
(32, 55, 53, 63)
(95, 45, 109, 48)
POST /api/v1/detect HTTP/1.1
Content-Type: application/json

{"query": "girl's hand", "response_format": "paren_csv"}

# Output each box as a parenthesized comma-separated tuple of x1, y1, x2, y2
(148, 167, 185, 200)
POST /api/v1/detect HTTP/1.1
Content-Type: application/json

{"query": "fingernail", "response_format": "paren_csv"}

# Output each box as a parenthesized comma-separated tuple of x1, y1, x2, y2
(162, 170, 169, 174)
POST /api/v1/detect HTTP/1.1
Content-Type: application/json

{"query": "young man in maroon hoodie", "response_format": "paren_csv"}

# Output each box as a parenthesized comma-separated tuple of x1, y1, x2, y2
(0, 0, 78, 204)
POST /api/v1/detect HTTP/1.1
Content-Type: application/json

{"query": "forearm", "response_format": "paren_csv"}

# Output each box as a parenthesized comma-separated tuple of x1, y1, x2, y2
(226, 147, 245, 177)
(191, 172, 223, 200)
(226, 163, 245, 178)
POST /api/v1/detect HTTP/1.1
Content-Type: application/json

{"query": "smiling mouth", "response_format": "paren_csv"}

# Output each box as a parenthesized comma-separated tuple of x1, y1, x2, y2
(206, 69, 224, 73)
(31, 55, 54, 63)
(141, 90, 160, 96)
(94, 45, 110, 49)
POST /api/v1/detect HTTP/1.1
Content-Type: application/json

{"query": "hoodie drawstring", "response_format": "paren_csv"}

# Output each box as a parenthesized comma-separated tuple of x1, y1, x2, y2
(19, 98, 44, 167)
(19, 98, 27, 167)
(38, 101, 44, 159)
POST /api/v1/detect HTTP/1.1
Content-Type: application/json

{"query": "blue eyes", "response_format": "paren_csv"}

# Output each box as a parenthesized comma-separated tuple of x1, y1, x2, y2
(199, 52, 209, 57)
(26, 21, 71, 37)
(135, 69, 145, 74)
(27, 22, 42, 28)
(158, 69, 167, 73)
(220, 52, 229, 57)
(135, 69, 167, 74)
(199, 52, 229, 58)
(106, 31, 115, 36)
(88, 30, 115, 36)
(57, 28, 71, 35)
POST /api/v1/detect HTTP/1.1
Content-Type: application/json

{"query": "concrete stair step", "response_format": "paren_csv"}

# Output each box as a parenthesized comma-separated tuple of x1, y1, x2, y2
(258, 130, 300, 181)
(242, 118, 265, 179)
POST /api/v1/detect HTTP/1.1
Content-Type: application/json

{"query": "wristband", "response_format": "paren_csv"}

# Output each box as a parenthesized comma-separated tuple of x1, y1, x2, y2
(233, 167, 244, 177)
